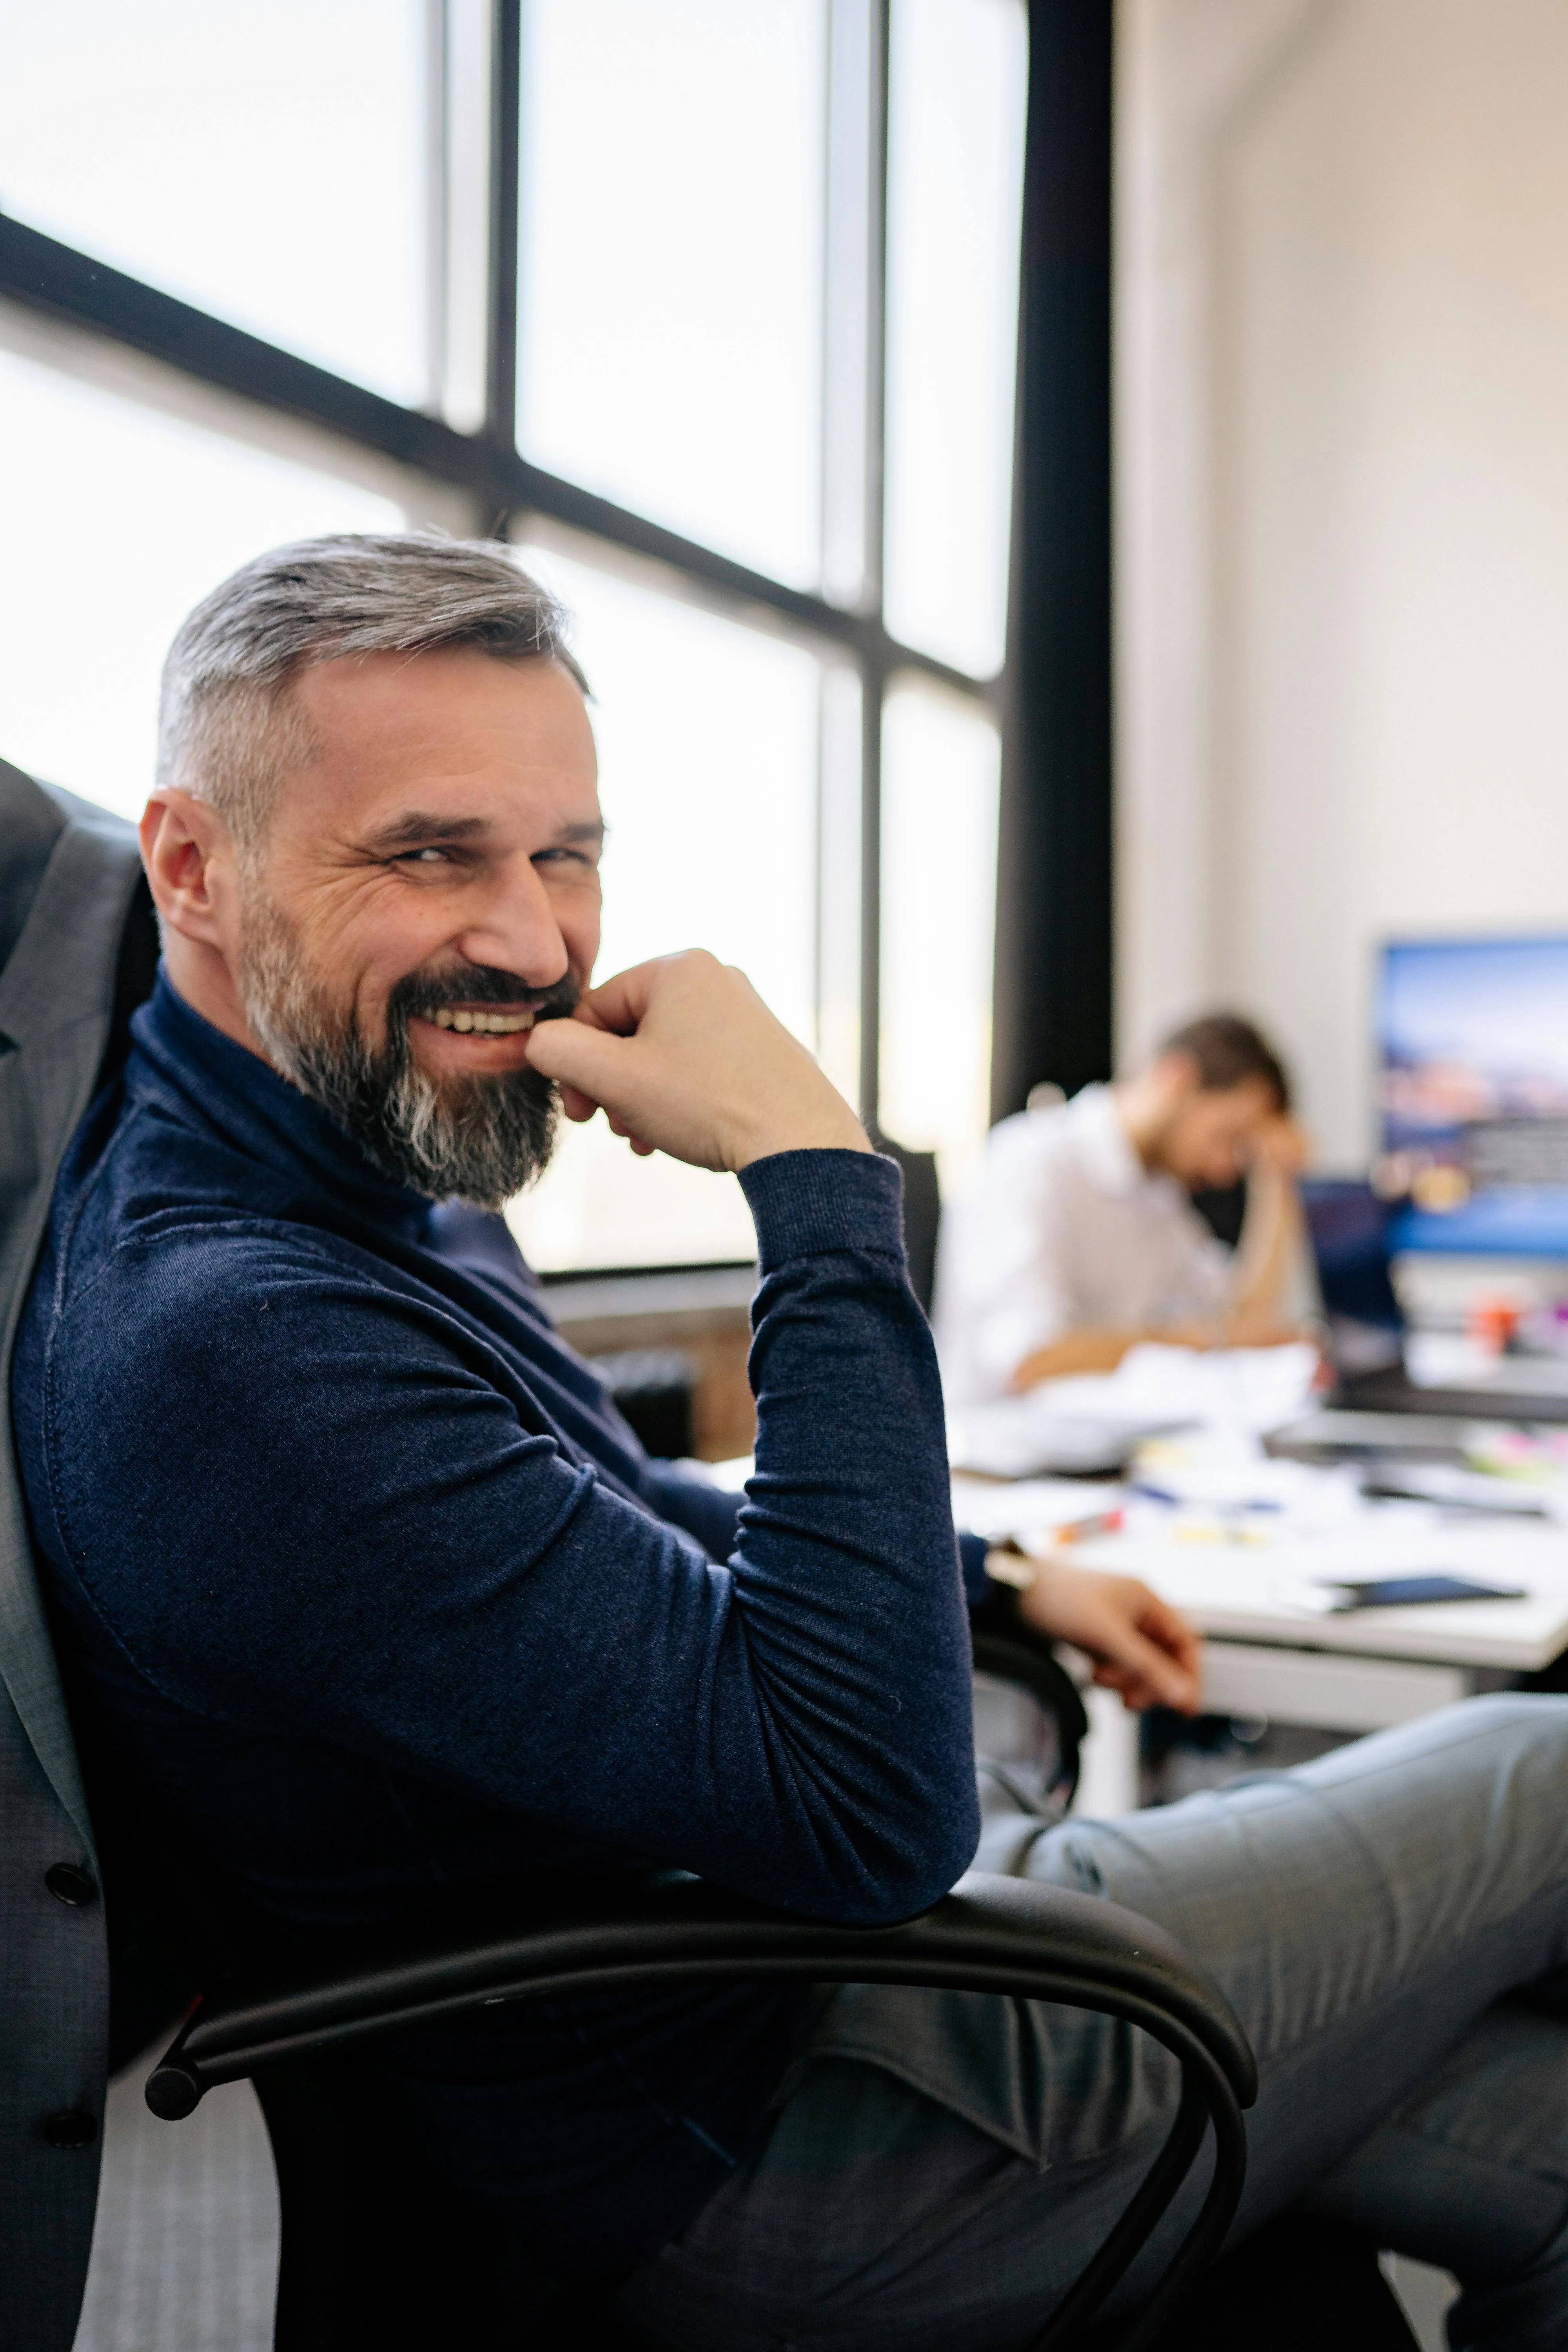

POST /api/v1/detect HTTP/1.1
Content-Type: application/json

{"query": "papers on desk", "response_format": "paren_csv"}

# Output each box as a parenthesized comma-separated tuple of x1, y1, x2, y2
(1360, 1459, 1555, 1517)
(954, 1416, 1568, 1670)
(1038, 1341, 1321, 1434)
(950, 1475, 1125, 1549)
(946, 1342, 1321, 1480)
(945, 1398, 1176, 1479)
(1078, 1510, 1568, 1658)
(1406, 1330, 1568, 1399)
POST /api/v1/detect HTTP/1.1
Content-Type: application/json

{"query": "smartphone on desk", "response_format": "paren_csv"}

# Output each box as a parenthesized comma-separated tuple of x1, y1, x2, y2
(1324, 1574, 1527, 1612)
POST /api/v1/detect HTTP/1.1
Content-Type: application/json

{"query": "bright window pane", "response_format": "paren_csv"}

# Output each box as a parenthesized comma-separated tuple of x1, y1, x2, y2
(508, 539, 824, 1270)
(0, 351, 403, 821)
(879, 679, 999, 1189)
(883, 0, 1027, 677)
(517, 0, 825, 586)
(0, 1, 429, 406)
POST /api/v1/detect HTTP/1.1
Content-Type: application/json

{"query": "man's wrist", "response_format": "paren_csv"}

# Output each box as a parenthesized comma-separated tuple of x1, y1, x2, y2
(740, 1147, 905, 1274)
(731, 1110, 873, 1169)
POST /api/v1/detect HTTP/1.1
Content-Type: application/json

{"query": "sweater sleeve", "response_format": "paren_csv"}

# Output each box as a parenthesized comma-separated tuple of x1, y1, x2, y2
(42, 1151, 979, 1925)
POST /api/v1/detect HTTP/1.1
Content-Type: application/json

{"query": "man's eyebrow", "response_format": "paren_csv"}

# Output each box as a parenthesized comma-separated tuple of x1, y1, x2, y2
(359, 813, 606, 858)
(361, 812, 491, 854)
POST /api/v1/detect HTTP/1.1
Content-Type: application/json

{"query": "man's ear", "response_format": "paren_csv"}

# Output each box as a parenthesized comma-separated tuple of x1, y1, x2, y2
(140, 788, 239, 949)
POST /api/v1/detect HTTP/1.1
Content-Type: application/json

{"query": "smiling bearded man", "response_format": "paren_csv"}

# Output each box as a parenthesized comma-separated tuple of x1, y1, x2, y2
(176, 548, 590, 1207)
(19, 535, 1568, 2352)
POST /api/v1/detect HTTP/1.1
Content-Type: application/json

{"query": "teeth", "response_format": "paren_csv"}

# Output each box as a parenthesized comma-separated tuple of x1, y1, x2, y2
(430, 1007, 535, 1034)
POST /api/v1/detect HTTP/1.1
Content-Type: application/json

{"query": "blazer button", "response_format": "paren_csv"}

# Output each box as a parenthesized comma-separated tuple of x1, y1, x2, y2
(45, 1864, 98, 1907)
(42, 2111, 99, 2149)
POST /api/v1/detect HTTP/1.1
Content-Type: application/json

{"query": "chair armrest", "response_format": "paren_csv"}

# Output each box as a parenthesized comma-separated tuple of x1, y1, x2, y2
(146, 1869, 1253, 2116)
(146, 1871, 1256, 2351)
(970, 1575, 1092, 1809)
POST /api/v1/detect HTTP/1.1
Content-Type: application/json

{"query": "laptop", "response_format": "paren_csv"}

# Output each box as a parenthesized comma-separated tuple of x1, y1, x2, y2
(1301, 1178, 1568, 1423)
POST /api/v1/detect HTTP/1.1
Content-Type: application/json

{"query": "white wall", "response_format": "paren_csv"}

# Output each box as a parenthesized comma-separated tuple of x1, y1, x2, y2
(1118, 0, 1568, 1165)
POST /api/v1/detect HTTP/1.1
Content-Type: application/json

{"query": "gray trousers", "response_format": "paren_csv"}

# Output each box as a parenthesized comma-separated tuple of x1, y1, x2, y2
(619, 1695, 1568, 2351)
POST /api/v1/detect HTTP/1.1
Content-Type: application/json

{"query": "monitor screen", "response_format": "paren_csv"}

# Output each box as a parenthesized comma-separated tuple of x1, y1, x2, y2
(1378, 937, 1568, 1253)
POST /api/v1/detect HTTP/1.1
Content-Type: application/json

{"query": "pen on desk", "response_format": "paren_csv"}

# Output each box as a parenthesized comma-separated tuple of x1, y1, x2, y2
(1129, 1481, 1281, 1515)
(1053, 1508, 1123, 1542)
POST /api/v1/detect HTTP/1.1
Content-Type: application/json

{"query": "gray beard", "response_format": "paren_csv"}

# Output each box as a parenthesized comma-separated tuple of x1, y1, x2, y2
(236, 894, 572, 1209)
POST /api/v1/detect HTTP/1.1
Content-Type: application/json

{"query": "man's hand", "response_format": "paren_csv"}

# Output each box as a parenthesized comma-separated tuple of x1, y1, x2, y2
(1245, 1112, 1311, 1180)
(524, 950, 871, 1172)
(1014, 1557, 1202, 1714)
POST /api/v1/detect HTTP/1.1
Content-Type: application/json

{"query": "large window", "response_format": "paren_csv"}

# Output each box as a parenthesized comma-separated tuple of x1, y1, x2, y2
(0, 2, 431, 407)
(518, 1, 826, 586)
(509, 533, 837, 1267)
(884, 0, 1028, 675)
(878, 678, 1001, 1193)
(0, 0, 1025, 1271)
(0, 347, 405, 822)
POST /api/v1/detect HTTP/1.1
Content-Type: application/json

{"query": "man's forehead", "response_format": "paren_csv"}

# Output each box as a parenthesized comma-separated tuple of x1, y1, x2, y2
(292, 648, 594, 762)
(1197, 1078, 1274, 1118)
(276, 648, 600, 836)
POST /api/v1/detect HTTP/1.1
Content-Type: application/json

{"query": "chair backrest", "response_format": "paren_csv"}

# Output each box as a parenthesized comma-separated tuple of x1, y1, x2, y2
(0, 761, 152, 2352)
(871, 1128, 942, 1316)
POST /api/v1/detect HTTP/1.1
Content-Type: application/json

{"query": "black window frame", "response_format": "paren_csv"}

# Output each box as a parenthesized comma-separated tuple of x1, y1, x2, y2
(0, 0, 1113, 1184)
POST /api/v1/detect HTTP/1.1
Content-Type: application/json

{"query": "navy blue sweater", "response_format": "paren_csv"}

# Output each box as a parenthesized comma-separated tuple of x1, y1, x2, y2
(13, 976, 983, 2273)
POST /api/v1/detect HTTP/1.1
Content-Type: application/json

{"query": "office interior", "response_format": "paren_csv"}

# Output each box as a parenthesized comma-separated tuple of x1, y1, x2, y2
(5, 3, 1568, 2349)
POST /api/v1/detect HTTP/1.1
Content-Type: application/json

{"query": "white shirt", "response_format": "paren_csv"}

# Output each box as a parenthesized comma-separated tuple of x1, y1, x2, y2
(933, 1084, 1234, 1406)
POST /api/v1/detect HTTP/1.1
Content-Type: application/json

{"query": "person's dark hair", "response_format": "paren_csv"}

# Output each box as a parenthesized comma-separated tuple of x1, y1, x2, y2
(1156, 1013, 1291, 1113)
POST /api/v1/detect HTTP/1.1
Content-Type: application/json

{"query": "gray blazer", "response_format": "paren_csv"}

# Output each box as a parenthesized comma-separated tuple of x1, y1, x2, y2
(0, 759, 148, 2351)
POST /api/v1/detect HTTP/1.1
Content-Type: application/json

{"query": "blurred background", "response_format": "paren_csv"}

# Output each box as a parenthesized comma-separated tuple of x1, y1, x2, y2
(9, 15, 1568, 2342)
(7, 0, 1568, 1340)
(0, 0, 1025, 1279)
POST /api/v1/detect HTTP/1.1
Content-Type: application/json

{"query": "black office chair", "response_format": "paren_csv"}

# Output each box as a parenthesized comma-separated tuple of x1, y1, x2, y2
(869, 1127, 942, 1318)
(126, 1840, 1254, 2352)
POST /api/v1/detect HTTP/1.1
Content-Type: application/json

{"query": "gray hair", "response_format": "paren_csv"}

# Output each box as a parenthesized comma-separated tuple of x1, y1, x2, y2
(156, 531, 588, 853)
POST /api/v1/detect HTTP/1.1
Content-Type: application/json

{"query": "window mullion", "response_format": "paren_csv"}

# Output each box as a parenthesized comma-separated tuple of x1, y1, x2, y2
(863, 0, 889, 617)
(859, 650, 885, 1130)
(422, 0, 449, 419)
(819, 0, 878, 612)
(860, 0, 890, 1132)
(433, 0, 495, 437)
(484, 0, 521, 467)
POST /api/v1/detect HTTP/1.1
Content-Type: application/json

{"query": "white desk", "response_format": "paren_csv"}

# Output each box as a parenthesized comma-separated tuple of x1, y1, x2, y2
(953, 1472, 1568, 1815)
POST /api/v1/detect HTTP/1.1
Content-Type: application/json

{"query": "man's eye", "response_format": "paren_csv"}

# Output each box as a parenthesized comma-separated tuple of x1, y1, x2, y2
(399, 847, 449, 865)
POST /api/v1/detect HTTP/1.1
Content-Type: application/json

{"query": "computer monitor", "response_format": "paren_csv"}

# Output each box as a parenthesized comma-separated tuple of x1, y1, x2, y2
(1378, 936, 1568, 1253)
(1301, 1180, 1403, 1328)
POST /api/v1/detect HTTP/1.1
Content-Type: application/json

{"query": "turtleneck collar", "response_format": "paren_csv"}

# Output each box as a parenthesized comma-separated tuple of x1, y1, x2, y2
(126, 967, 439, 1243)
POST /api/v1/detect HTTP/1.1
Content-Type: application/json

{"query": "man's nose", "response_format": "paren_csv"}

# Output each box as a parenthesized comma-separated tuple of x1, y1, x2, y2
(451, 860, 571, 990)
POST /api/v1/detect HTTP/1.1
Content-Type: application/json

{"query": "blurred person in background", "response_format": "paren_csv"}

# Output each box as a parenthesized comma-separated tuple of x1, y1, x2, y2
(935, 1014, 1309, 1405)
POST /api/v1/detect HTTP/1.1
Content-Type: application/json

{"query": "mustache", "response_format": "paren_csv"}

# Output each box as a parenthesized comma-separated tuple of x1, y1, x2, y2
(387, 962, 581, 1028)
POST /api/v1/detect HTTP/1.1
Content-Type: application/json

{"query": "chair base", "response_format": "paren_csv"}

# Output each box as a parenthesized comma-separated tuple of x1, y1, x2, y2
(1146, 2214, 1419, 2352)
(256, 2056, 667, 2352)
(257, 2055, 1415, 2352)
(257, 2058, 508, 2349)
